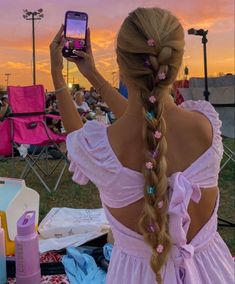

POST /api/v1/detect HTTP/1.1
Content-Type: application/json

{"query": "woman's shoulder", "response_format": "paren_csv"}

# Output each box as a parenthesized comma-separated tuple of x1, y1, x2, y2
(179, 100, 222, 134)
(178, 100, 223, 156)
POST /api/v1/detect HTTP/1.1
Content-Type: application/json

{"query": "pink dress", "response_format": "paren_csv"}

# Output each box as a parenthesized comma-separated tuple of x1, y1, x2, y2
(66, 100, 234, 284)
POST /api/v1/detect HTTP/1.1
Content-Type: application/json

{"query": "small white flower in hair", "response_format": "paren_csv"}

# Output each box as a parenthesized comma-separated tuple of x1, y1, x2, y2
(147, 39, 155, 46)
(158, 72, 166, 80)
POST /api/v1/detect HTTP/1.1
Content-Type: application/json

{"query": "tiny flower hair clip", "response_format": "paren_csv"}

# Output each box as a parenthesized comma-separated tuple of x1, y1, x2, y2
(146, 111, 155, 120)
(149, 222, 158, 233)
(158, 72, 166, 81)
(145, 162, 153, 170)
(147, 186, 156, 194)
(152, 149, 158, 159)
(147, 38, 155, 47)
(154, 130, 162, 140)
(149, 96, 156, 104)
(156, 244, 164, 254)
(144, 57, 151, 67)
(158, 200, 164, 209)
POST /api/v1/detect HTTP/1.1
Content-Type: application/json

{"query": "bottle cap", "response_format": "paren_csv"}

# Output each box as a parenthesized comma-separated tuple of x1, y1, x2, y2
(17, 211, 36, 236)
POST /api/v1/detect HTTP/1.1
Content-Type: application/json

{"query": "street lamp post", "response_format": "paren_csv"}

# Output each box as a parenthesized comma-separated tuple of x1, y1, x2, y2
(5, 73, 11, 89)
(188, 28, 210, 101)
(23, 9, 44, 85)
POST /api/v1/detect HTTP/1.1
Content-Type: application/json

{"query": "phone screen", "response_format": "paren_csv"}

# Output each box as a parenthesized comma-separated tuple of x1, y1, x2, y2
(66, 16, 87, 39)
(63, 11, 88, 58)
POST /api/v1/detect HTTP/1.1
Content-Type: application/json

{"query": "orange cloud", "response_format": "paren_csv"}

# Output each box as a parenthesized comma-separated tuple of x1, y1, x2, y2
(0, 0, 233, 90)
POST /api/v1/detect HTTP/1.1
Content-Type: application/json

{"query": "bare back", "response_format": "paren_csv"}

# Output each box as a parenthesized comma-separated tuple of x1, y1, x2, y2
(106, 106, 218, 243)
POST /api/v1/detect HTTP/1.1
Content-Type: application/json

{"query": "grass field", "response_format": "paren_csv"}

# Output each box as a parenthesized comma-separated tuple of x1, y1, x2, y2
(0, 139, 234, 254)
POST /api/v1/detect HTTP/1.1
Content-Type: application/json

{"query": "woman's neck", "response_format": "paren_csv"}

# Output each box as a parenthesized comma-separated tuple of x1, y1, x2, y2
(122, 87, 177, 120)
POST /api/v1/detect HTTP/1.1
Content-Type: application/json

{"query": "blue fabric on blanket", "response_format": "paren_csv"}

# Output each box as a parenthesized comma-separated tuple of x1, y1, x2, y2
(62, 247, 106, 284)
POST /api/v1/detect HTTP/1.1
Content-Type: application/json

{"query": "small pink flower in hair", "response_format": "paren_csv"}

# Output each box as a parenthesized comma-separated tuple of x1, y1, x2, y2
(158, 72, 166, 81)
(146, 162, 153, 170)
(156, 244, 164, 254)
(154, 130, 162, 139)
(158, 200, 164, 209)
(149, 96, 156, 104)
(147, 39, 155, 46)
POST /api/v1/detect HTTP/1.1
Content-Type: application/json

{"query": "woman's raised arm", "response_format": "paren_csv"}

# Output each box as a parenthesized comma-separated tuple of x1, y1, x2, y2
(69, 29, 128, 119)
(50, 25, 83, 134)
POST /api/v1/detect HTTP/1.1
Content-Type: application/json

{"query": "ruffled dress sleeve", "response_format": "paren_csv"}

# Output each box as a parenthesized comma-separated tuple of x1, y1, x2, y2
(66, 120, 120, 186)
(179, 100, 223, 158)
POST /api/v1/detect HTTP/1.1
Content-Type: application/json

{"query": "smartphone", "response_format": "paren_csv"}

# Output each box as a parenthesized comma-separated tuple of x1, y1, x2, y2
(62, 11, 88, 58)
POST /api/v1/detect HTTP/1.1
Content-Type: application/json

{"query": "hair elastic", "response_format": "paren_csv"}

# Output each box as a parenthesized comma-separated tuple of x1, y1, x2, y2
(54, 86, 68, 94)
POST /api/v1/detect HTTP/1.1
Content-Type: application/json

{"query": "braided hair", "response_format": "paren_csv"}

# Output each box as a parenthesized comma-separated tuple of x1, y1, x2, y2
(116, 7, 185, 283)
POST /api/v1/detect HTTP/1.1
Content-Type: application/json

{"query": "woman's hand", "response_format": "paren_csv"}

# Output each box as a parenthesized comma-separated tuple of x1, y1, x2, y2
(50, 25, 65, 75)
(67, 28, 97, 78)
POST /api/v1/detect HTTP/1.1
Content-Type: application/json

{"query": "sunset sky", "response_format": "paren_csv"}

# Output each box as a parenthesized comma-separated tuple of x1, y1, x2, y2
(0, 0, 234, 91)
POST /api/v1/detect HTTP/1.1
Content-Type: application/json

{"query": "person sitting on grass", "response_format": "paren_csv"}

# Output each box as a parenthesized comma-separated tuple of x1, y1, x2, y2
(50, 7, 234, 284)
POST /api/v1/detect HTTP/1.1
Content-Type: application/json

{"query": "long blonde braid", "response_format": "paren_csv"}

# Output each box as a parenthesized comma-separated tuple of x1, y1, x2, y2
(116, 7, 185, 283)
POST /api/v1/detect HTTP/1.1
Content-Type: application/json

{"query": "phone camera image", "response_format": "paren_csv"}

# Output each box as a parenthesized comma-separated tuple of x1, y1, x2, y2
(62, 11, 88, 59)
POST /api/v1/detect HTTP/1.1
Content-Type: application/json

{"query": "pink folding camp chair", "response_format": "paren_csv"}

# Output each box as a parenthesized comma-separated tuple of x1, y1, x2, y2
(0, 119, 11, 157)
(7, 84, 68, 193)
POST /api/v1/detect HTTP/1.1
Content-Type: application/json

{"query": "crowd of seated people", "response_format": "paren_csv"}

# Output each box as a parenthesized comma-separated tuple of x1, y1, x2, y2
(72, 86, 116, 124)
(73, 90, 95, 122)
(0, 94, 10, 122)
(0, 82, 118, 125)
(0, 85, 115, 136)
(45, 93, 62, 134)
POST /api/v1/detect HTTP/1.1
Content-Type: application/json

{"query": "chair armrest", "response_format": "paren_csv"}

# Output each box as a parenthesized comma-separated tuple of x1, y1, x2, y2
(45, 114, 61, 120)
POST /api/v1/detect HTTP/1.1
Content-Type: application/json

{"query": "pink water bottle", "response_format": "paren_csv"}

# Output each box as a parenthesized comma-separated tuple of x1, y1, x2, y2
(0, 217, 7, 284)
(15, 211, 41, 284)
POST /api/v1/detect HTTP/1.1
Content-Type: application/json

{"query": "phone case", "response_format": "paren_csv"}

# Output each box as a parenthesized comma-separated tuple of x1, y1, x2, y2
(62, 11, 88, 59)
